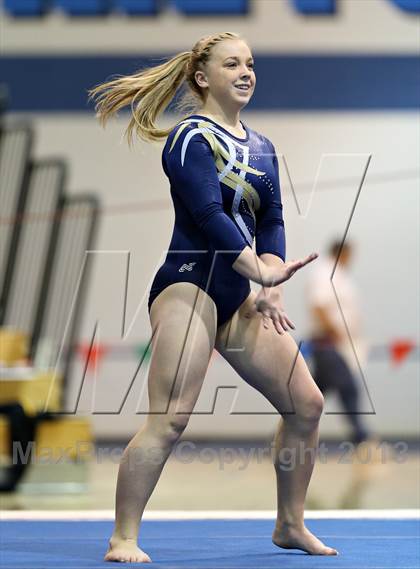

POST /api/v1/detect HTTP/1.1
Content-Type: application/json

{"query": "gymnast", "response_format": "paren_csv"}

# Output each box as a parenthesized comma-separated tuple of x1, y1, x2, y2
(89, 31, 338, 563)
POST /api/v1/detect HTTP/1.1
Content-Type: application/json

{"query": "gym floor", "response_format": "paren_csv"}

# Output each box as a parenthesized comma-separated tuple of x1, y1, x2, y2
(1, 440, 418, 511)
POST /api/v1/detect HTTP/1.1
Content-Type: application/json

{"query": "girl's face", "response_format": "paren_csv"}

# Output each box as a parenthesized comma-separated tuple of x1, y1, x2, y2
(196, 39, 256, 109)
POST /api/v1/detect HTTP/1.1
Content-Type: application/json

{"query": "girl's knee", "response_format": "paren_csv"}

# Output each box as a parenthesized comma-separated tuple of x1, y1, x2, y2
(309, 390, 325, 421)
(286, 389, 324, 430)
(148, 413, 190, 444)
(166, 414, 190, 440)
(303, 389, 324, 421)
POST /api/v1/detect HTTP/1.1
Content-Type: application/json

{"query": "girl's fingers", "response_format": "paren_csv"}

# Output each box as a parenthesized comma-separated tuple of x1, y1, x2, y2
(262, 312, 270, 328)
(289, 259, 303, 269)
(285, 253, 318, 277)
(276, 311, 285, 330)
(287, 262, 303, 275)
(291, 253, 318, 268)
(301, 252, 319, 265)
(275, 312, 295, 335)
(284, 314, 296, 329)
(260, 307, 296, 336)
(276, 312, 289, 335)
(264, 310, 284, 334)
(274, 317, 284, 335)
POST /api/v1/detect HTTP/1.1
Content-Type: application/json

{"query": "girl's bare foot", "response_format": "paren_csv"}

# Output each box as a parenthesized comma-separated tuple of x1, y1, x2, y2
(272, 523, 338, 555)
(104, 536, 152, 563)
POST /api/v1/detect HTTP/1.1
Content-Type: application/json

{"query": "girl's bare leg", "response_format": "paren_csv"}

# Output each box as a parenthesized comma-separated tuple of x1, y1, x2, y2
(105, 283, 217, 562)
(215, 290, 338, 555)
(271, 415, 337, 554)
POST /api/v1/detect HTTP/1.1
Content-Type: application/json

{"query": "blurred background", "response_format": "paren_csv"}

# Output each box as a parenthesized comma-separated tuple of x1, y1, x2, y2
(0, 0, 418, 511)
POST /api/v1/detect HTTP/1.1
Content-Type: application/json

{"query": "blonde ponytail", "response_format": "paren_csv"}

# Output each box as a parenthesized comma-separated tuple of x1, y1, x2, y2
(88, 32, 242, 145)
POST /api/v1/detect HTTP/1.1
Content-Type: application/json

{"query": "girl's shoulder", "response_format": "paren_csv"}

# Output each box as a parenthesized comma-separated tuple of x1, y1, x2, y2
(162, 117, 214, 173)
(239, 121, 274, 147)
(167, 115, 209, 137)
(243, 125, 276, 163)
(164, 117, 209, 152)
(252, 127, 275, 149)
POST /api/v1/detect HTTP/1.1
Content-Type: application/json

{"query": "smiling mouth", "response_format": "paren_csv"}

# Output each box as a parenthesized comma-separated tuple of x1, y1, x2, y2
(234, 85, 251, 92)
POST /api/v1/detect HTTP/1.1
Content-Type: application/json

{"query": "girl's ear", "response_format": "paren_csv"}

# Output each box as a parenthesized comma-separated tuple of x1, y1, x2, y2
(194, 70, 209, 89)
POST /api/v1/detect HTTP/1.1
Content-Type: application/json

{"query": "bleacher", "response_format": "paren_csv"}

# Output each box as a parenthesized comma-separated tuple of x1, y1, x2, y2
(0, 84, 100, 492)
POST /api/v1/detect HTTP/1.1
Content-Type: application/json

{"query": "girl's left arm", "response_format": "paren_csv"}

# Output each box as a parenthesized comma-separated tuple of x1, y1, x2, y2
(254, 140, 286, 263)
(251, 140, 295, 333)
(247, 252, 296, 334)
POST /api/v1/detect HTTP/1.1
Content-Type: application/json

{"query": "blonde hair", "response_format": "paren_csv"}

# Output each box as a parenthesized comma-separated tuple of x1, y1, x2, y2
(88, 32, 243, 145)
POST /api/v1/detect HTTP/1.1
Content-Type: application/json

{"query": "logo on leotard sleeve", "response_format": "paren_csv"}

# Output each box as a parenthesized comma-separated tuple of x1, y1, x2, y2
(178, 262, 197, 272)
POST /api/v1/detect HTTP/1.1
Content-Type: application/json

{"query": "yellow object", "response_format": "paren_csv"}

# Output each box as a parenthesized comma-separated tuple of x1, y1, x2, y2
(0, 371, 62, 415)
(0, 328, 29, 365)
(0, 416, 93, 461)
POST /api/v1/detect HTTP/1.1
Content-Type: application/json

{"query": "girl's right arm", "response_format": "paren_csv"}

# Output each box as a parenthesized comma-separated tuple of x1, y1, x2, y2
(164, 126, 316, 286)
(232, 247, 318, 287)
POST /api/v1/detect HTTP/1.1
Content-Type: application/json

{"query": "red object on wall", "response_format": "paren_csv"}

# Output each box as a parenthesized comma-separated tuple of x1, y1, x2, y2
(78, 342, 108, 372)
(389, 339, 415, 366)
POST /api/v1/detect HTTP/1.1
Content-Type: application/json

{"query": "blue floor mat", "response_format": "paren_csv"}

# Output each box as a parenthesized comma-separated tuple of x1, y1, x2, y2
(1, 518, 419, 568)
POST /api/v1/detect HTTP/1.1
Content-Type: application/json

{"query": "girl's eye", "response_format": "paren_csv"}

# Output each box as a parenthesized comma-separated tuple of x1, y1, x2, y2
(226, 61, 254, 69)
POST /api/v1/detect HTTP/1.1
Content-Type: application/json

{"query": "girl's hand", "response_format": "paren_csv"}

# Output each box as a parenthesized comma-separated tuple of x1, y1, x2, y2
(245, 288, 296, 335)
(263, 252, 318, 287)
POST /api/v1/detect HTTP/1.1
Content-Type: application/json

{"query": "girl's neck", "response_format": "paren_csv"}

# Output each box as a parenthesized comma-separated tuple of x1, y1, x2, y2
(197, 106, 241, 129)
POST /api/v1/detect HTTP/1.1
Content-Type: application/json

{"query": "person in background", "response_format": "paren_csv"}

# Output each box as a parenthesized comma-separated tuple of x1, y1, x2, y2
(306, 239, 371, 446)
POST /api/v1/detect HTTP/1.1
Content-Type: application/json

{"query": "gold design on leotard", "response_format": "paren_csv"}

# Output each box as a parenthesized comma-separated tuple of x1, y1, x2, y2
(169, 122, 190, 152)
(198, 123, 265, 176)
(200, 131, 261, 215)
(169, 119, 264, 220)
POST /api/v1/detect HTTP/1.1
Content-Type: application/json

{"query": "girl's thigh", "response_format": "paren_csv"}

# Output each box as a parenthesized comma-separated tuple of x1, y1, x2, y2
(148, 282, 217, 415)
(215, 290, 322, 416)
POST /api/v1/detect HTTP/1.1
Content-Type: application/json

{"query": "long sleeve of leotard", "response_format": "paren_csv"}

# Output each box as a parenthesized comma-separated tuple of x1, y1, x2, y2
(163, 129, 249, 261)
(255, 140, 286, 261)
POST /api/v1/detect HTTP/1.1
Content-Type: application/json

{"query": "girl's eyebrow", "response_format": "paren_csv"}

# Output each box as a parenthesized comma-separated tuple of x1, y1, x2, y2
(223, 56, 254, 62)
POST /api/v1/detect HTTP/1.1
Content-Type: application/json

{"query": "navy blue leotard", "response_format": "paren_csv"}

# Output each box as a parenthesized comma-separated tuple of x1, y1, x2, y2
(147, 114, 286, 327)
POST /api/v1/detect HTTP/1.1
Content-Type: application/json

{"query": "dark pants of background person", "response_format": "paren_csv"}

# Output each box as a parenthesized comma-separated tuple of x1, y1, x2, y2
(0, 403, 53, 492)
(311, 339, 370, 444)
